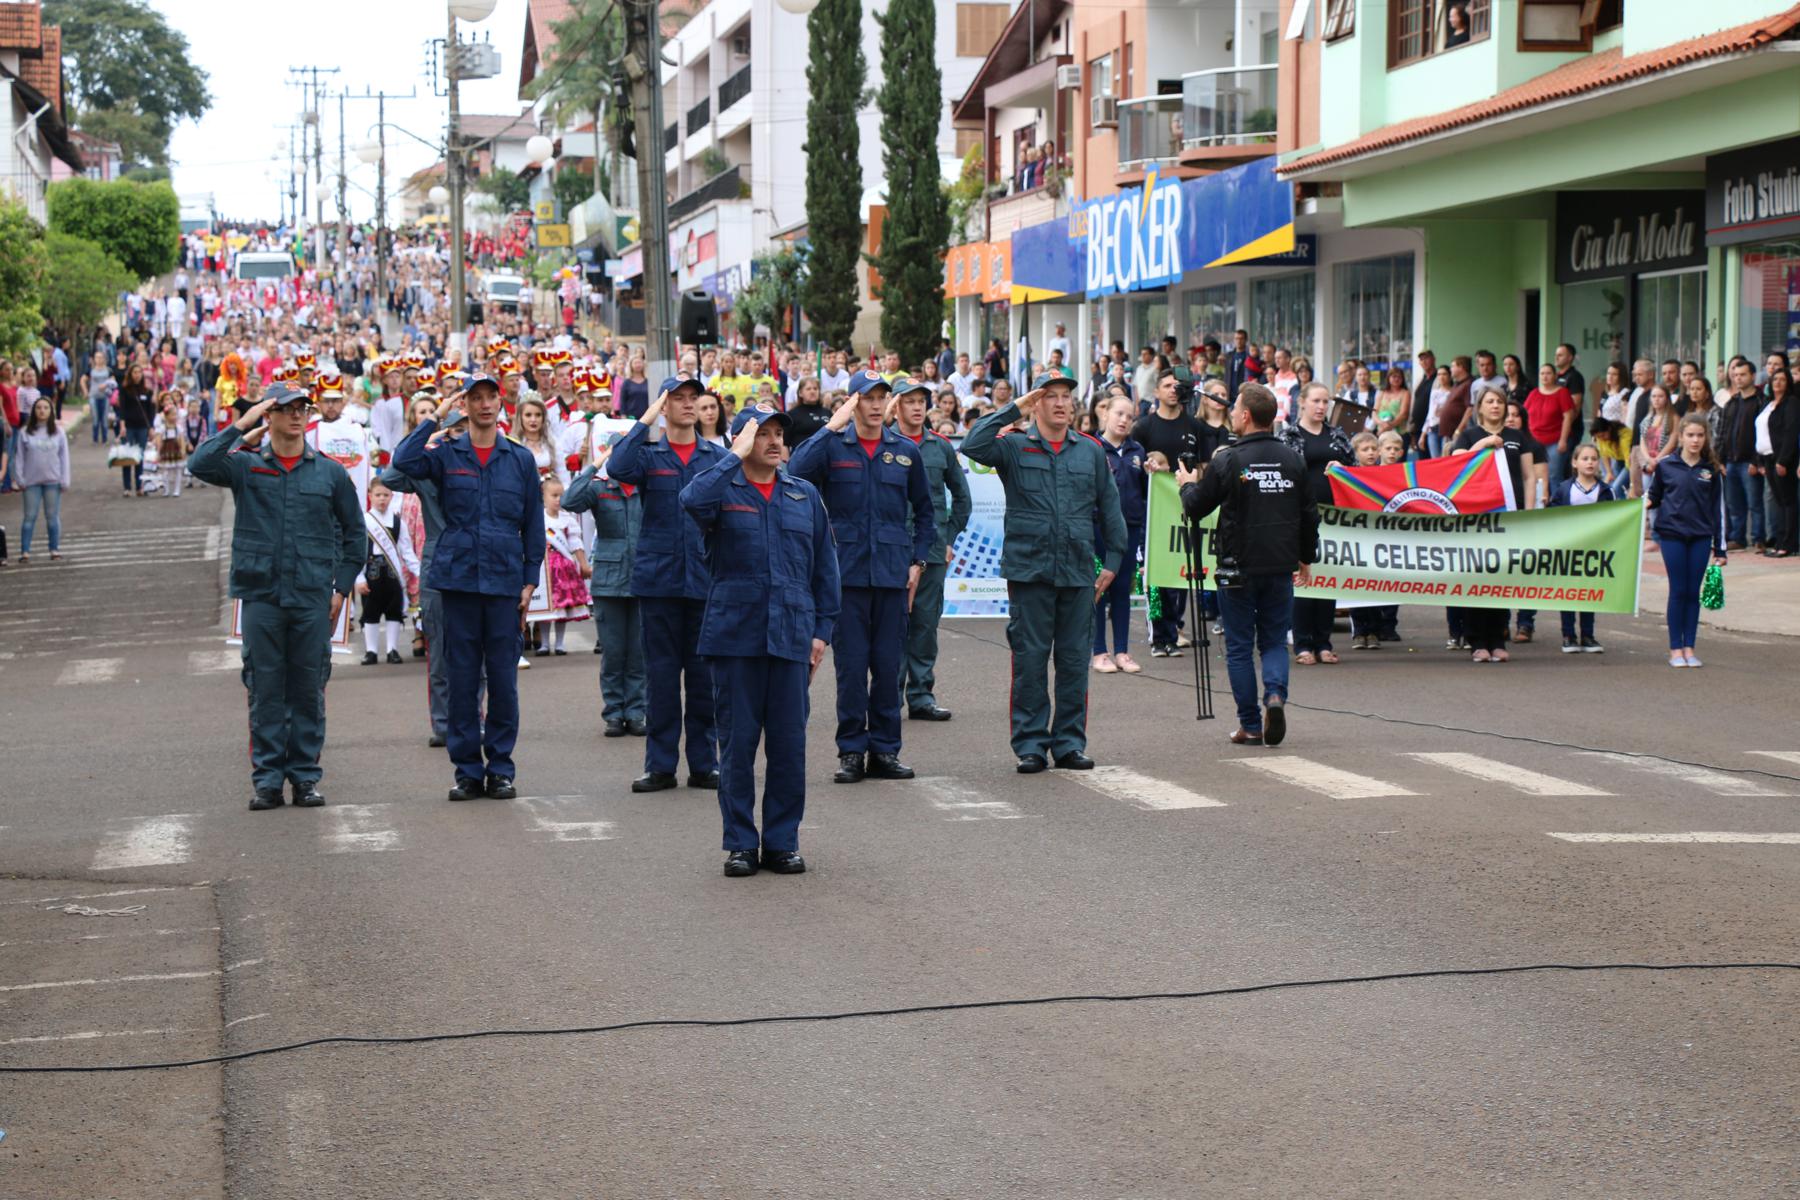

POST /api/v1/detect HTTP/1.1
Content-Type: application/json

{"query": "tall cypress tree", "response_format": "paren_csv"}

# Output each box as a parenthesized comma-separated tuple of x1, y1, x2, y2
(871, 0, 949, 367)
(801, 0, 864, 351)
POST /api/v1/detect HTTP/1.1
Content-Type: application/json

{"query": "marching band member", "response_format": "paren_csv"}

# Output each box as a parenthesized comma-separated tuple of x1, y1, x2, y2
(306, 370, 374, 509)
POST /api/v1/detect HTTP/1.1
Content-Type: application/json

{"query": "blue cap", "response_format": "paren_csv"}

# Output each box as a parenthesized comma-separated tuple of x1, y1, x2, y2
(264, 383, 310, 409)
(729, 402, 791, 438)
(849, 370, 892, 396)
(464, 373, 501, 392)
(658, 375, 704, 397)
(1031, 372, 1077, 393)
(890, 378, 932, 399)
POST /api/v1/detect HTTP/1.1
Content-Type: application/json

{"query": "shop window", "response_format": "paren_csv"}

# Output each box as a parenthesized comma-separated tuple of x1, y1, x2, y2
(1334, 254, 1415, 375)
(1389, 1, 1490, 69)
(1183, 284, 1239, 351)
(1323, 0, 1355, 42)
(1737, 240, 1800, 365)
(1251, 273, 1316, 362)
(1635, 270, 1706, 368)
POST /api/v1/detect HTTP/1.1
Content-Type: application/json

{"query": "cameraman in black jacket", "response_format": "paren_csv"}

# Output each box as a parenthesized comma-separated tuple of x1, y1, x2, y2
(1175, 383, 1319, 747)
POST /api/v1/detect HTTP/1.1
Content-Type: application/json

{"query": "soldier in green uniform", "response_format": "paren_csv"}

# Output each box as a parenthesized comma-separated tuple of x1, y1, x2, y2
(889, 379, 971, 721)
(962, 372, 1126, 773)
(190, 384, 365, 810)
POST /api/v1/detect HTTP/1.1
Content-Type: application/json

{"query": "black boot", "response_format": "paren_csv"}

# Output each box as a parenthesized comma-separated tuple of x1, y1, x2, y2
(833, 753, 866, 784)
(865, 753, 915, 780)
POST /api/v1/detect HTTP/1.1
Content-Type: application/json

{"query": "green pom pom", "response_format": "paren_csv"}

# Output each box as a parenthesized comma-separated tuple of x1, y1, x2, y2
(1700, 563, 1725, 611)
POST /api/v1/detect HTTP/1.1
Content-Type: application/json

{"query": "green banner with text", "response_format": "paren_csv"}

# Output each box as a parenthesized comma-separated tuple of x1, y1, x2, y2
(1143, 474, 1644, 613)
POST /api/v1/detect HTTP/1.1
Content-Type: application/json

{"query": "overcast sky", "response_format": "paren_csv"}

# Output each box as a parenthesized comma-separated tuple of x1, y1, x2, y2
(157, 0, 533, 223)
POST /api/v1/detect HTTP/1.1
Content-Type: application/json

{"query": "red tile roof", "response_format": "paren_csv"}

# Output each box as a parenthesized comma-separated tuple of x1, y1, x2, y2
(0, 1, 42, 53)
(1285, 7, 1800, 174)
(20, 22, 60, 110)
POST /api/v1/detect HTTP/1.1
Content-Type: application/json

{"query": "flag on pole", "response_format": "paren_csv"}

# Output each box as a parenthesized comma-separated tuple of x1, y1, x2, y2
(1326, 447, 1517, 514)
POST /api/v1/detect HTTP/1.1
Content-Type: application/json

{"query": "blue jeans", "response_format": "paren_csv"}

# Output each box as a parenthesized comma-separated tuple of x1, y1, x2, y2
(1215, 574, 1294, 734)
(1426, 429, 1445, 459)
(1560, 610, 1595, 640)
(20, 483, 60, 553)
(1545, 442, 1570, 491)
(90, 394, 110, 443)
(1723, 461, 1764, 545)
(0, 423, 16, 489)
(1659, 535, 1711, 650)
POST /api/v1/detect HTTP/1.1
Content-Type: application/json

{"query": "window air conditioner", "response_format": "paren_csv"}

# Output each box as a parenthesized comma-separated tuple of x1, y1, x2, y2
(1055, 64, 1082, 90)
(1090, 96, 1117, 127)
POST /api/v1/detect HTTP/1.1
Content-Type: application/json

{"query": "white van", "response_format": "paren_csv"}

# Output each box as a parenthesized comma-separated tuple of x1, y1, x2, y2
(483, 272, 527, 314)
(233, 251, 297, 282)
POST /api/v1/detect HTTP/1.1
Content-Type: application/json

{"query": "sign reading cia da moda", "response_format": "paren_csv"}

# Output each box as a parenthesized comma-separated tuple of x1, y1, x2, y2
(1554, 190, 1705, 285)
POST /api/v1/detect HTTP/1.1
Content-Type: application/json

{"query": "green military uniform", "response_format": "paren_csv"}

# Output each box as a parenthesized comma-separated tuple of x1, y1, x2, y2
(190, 418, 364, 804)
(902, 426, 971, 715)
(962, 392, 1126, 762)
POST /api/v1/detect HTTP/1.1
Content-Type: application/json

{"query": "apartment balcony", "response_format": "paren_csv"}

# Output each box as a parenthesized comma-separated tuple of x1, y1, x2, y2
(986, 184, 1062, 243)
(716, 62, 752, 137)
(1116, 94, 1183, 173)
(686, 96, 710, 136)
(1178, 64, 1277, 167)
(668, 163, 743, 224)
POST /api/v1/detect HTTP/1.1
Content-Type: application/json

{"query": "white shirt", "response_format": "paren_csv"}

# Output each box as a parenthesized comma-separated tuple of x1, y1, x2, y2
(1755, 402, 1775, 456)
(370, 396, 407, 452)
(1047, 334, 1071, 363)
(306, 415, 372, 508)
(1567, 479, 1604, 506)
(947, 370, 975, 399)
(819, 368, 851, 394)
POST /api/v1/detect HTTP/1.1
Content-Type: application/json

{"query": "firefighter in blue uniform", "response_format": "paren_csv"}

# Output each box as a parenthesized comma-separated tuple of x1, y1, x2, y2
(381, 407, 461, 748)
(606, 378, 727, 792)
(681, 404, 840, 876)
(962, 374, 1128, 773)
(890, 378, 971, 721)
(393, 375, 546, 802)
(564, 431, 647, 737)
(788, 370, 936, 783)
(189, 384, 364, 810)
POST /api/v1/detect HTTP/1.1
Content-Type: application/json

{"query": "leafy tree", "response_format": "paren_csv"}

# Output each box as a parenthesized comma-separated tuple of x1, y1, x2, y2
(801, 0, 864, 351)
(733, 247, 806, 343)
(869, 0, 949, 366)
(42, 232, 133, 341)
(46, 177, 179, 281)
(474, 165, 532, 214)
(0, 198, 47, 358)
(44, 0, 211, 170)
(553, 168, 594, 218)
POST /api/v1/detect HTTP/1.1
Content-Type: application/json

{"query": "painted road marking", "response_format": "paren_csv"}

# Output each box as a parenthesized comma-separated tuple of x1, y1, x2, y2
(1747, 751, 1800, 768)
(1072, 765, 1226, 811)
(0, 960, 260, 994)
(1579, 753, 1789, 797)
(92, 814, 197, 871)
(1549, 832, 1800, 844)
(321, 805, 400, 853)
(1406, 752, 1611, 796)
(188, 648, 241, 673)
(1227, 757, 1417, 799)
(517, 796, 618, 841)
(57, 657, 123, 685)
(0, 1026, 197, 1046)
(916, 778, 1034, 821)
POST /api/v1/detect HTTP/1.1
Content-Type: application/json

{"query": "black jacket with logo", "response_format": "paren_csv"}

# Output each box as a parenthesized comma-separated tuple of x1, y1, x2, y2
(1178, 431, 1319, 582)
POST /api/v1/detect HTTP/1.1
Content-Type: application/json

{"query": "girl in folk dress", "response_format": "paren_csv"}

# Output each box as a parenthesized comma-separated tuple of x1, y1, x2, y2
(355, 478, 421, 665)
(151, 391, 192, 497)
(532, 477, 590, 656)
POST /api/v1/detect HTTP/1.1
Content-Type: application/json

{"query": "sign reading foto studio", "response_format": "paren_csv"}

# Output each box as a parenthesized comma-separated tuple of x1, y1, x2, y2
(1555, 191, 1705, 285)
(1706, 136, 1800, 246)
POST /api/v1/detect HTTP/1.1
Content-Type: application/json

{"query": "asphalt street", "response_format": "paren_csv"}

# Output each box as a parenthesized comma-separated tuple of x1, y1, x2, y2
(3, 446, 1798, 1199)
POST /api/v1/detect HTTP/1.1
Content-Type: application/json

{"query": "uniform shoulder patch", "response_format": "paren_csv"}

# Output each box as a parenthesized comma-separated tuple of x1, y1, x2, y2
(784, 489, 805, 501)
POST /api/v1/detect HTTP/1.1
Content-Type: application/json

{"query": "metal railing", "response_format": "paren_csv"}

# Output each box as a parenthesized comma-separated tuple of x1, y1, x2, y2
(1116, 94, 1184, 169)
(1181, 63, 1277, 149)
(664, 122, 679, 152)
(687, 96, 710, 135)
(718, 62, 752, 113)
(668, 163, 741, 223)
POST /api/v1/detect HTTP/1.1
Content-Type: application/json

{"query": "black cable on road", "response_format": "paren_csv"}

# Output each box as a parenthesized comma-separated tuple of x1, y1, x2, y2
(4, 961, 1795, 1074)
(942, 625, 1800, 783)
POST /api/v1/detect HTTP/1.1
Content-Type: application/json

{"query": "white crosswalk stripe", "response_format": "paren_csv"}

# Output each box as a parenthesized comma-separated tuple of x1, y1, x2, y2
(1227, 757, 1417, 798)
(1549, 832, 1800, 844)
(56, 657, 123, 685)
(188, 649, 241, 674)
(915, 778, 1034, 820)
(1578, 753, 1790, 797)
(1746, 751, 1800, 769)
(321, 804, 401, 853)
(1405, 752, 1611, 796)
(91, 814, 198, 870)
(517, 796, 618, 841)
(1069, 765, 1226, 811)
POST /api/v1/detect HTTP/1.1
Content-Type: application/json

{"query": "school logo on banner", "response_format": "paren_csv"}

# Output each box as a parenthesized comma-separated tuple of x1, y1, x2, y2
(1326, 448, 1517, 514)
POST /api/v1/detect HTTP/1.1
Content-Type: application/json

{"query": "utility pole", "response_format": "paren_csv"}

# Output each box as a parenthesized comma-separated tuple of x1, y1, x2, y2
(343, 87, 416, 349)
(290, 67, 340, 274)
(625, 0, 674, 377)
(337, 91, 348, 273)
(447, 9, 468, 359)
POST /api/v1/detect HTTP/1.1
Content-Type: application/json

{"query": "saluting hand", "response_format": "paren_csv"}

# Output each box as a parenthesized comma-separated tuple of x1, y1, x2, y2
(434, 388, 464, 423)
(826, 401, 857, 432)
(883, 393, 902, 426)
(1015, 388, 1043, 419)
(233, 396, 278, 432)
(640, 389, 670, 426)
(729, 414, 762, 460)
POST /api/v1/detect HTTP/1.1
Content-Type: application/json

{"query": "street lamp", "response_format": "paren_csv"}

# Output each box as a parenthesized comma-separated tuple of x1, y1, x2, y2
(446, 0, 496, 357)
(429, 184, 450, 206)
(774, 0, 819, 10)
(525, 134, 554, 163)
